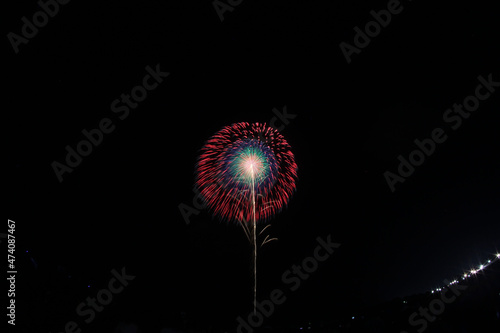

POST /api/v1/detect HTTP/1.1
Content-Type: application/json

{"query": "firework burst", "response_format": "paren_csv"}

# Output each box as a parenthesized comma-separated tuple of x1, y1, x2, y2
(195, 122, 297, 315)
(195, 122, 298, 224)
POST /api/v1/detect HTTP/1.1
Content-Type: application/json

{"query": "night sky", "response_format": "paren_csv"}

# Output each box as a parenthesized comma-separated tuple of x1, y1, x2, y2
(6, 0, 500, 332)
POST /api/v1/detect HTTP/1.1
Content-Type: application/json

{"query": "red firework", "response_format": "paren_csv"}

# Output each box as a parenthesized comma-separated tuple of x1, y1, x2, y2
(195, 122, 298, 224)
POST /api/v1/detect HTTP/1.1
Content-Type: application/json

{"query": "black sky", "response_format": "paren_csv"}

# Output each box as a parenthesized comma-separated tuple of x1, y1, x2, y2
(6, 0, 500, 331)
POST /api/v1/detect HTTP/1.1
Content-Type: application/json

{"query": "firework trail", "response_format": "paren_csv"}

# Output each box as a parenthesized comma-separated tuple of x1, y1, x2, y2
(195, 122, 298, 314)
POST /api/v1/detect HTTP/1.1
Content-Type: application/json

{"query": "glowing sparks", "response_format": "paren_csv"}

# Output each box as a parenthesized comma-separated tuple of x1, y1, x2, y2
(195, 122, 298, 224)
(229, 140, 274, 190)
(195, 122, 298, 316)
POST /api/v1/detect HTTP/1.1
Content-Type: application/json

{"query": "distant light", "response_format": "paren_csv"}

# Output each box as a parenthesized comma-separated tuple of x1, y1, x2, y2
(88, 285, 90, 288)
(496, 253, 500, 258)
(488, 260, 491, 263)
(26, 250, 29, 253)
(479, 265, 484, 270)
(352, 316, 355, 320)
(471, 270, 477, 275)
